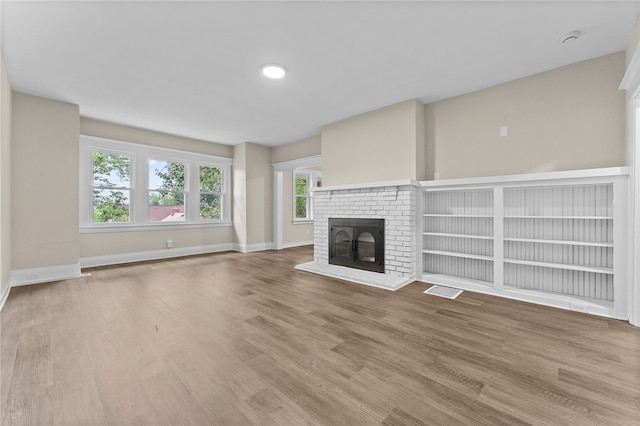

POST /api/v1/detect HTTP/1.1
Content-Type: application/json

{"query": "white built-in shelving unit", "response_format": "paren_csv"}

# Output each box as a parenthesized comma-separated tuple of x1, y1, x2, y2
(418, 168, 628, 319)
(422, 189, 494, 285)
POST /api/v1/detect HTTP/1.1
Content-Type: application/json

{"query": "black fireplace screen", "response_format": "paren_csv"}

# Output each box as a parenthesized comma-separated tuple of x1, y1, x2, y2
(329, 218, 384, 273)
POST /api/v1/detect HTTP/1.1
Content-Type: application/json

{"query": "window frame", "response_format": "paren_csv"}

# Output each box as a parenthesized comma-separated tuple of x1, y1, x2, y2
(292, 168, 321, 223)
(147, 157, 188, 224)
(80, 135, 232, 232)
(88, 148, 135, 225)
(197, 164, 226, 222)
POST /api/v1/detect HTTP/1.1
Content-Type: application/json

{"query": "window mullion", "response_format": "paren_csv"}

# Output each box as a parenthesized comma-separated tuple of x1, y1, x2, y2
(222, 167, 229, 221)
(183, 161, 189, 223)
(293, 172, 299, 220)
(188, 160, 198, 223)
(80, 146, 92, 226)
(132, 153, 146, 225)
(307, 172, 312, 220)
(308, 172, 312, 220)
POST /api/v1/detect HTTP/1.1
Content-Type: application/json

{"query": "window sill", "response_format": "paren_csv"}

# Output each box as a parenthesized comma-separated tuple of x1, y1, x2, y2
(292, 220, 314, 225)
(80, 221, 233, 233)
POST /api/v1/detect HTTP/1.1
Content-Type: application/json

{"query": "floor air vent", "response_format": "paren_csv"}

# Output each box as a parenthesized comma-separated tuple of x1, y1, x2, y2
(423, 285, 463, 299)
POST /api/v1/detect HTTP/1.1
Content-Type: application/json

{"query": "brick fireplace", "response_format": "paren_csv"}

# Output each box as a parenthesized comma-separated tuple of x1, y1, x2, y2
(295, 180, 417, 290)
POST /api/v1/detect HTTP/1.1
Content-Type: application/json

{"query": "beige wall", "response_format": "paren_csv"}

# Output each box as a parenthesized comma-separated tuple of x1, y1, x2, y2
(626, 16, 640, 67)
(1, 51, 12, 293)
(12, 92, 80, 269)
(81, 117, 233, 158)
(79, 118, 235, 258)
(272, 135, 319, 246)
(322, 99, 425, 186)
(233, 143, 247, 245)
(232, 142, 273, 248)
(245, 143, 273, 246)
(282, 170, 313, 245)
(271, 134, 321, 164)
(80, 227, 233, 257)
(415, 101, 426, 182)
(425, 52, 626, 180)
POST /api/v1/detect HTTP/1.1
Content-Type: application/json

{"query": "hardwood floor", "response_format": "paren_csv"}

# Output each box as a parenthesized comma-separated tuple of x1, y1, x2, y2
(1, 246, 639, 425)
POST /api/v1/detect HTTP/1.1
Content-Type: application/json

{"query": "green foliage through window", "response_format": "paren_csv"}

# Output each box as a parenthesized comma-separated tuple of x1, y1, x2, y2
(200, 166, 223, 220)
(295, 175, 308, 219)
(92, 152, 130, 223)
(83, 137, 230, 227)
(151, 160, 185, 205)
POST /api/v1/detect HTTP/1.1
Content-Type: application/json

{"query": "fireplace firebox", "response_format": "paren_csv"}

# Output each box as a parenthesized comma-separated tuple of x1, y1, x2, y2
(329, 218, 384, 273)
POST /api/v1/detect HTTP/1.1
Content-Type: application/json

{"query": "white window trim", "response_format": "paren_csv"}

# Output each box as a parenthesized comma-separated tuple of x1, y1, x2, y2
(196, 163, 227, 224)
(292, 168, 321, 222)
(80, 135, 232, 231)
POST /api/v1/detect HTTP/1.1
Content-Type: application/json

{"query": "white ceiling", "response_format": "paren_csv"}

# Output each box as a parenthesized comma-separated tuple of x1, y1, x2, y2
(2, 1, 638, 147)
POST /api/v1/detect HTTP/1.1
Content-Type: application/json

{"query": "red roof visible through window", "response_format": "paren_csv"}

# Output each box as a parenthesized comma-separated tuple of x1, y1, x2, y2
(149, 205, 184, 222)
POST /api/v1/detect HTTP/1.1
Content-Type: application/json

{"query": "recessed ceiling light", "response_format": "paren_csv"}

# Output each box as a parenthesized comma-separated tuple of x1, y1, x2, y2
(261, 63, 287, 79)
(561, 31, 580, 44)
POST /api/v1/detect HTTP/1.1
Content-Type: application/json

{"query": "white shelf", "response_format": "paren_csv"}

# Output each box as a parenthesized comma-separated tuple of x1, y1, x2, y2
(419, 278, 618, 319)
(504, 215, 612, 220)
(501, 286, 615, 310)
(423, 250, 493, 262)
(424, 214, 493, 218)
(503, 258, 613, 275)
(421, 273, 493, 289)
(423, 232, 493, 240)
(503, 237, 613, 248)
(418, 167, 628, 188)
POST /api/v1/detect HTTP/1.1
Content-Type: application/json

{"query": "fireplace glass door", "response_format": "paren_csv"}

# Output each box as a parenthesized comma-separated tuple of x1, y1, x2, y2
(333, 227, 353, 263)
(329, 218, 384, 273)
(355, 230, 376, 263)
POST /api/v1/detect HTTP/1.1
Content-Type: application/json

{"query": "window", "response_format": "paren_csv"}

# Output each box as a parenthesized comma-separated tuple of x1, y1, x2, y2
(294, 173, 309, 220)
(80, 135, 232, 230)
(92, 152, 131, 223)
(149, 159, 186, 222)
(293, 169, 321, 221)
(200, 165, 223, 220)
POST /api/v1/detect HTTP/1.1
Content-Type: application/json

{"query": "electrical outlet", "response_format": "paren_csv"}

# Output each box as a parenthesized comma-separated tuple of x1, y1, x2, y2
(166, 240, 173, 249)
(434, 173, 440, 180)
(26, 273, 39, 280)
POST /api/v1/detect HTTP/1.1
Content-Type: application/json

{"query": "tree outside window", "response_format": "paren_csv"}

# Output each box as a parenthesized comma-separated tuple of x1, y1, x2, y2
(295, 173, 308, 219)
(149, 160, 185, 222)
(200, 165, 223, 220)
(293, 169, 321, 221)
(92, 152, 131, 223)
(81, 136, 232, 228)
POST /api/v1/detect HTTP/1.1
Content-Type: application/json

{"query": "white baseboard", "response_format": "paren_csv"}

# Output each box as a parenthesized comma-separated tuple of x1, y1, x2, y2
(10, 263, 84, 287)
(80, 243, 234, 268)
(418, 275, 621, 320)
(281, 240, 314, 249)
(233, 242, 274, 253)
(0, 283, 10, 312)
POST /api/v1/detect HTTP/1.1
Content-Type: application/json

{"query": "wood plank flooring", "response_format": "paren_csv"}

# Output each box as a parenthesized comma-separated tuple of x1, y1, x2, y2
(1, 246, 639, 425)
